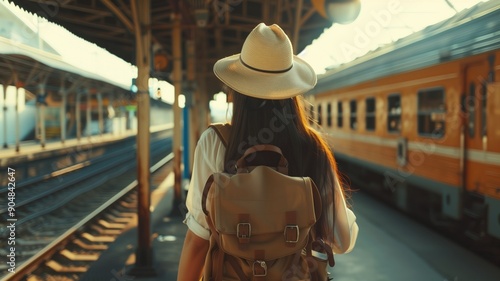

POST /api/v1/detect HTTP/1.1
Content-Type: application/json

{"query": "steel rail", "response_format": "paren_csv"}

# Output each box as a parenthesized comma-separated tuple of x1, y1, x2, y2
(0, 129, 173, 214)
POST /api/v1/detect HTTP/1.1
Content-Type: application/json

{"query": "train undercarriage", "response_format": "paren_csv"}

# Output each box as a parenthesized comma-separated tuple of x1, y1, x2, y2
(335, 154, 500, 266)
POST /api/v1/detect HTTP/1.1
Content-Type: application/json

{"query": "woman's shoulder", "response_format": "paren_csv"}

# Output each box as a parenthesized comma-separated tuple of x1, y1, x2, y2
(198, 126, 218, 143)
(195, 125, 228, 172)
(198, 123, 230, 148)
(209, 123, 231, 146)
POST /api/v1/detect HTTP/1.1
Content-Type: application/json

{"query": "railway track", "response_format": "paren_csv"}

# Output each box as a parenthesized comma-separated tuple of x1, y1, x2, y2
(0, 131, 173, 281)
(0, 153, 173, 281)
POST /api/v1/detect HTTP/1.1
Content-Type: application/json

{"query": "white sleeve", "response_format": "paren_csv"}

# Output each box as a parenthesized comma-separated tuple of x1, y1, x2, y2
(329, 177, 359, 254)
(183, 128, 226, 240)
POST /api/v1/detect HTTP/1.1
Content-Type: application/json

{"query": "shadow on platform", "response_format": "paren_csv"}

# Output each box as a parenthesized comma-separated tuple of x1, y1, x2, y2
(79, 172, 187, 281)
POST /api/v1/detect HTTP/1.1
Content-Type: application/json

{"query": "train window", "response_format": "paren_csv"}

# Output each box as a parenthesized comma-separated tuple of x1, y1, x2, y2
(468, 82, 476, 138)
(337, 101, 343, 128)
(327, 103, 332, 127)
(388, 94, 401, 133)
(350, 100, 357, 130)
(417, 88, 445, 138)
(317, 104, 322, 125)
(366, 97, 376, 131)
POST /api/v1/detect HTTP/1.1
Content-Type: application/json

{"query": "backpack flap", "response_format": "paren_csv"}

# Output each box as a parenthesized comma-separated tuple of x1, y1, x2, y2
(206, 166, 321, 261)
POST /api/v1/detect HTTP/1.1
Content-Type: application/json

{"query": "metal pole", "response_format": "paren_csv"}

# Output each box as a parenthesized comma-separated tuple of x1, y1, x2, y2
(76, 91, 81, 141)
(59, 78, 66, 144)
(86, 89, 91, 140)
(108, 95, 115, 135)
(97, 92, 103, 136)
(197, 30, 208, 136)
(129, 0, 155, 276)
(38, 84, 46, 148)
(15, 85, 19, 152)
(183, 105, 190, 179)
(186, 37, 196, 176)
(3, 84, 8, 148)
(172, 11, 183, 215)
(60, 88, 67, 144)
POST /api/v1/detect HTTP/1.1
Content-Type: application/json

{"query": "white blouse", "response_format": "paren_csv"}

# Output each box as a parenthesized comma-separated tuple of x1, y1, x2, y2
(184, 127, 359, 254)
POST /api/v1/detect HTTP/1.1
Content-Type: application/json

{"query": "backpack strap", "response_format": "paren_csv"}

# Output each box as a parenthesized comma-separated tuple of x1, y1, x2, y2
(209, 123, 231, 148)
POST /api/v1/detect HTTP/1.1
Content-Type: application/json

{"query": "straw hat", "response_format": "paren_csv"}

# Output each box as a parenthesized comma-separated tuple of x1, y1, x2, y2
(213, 23, 317, 100)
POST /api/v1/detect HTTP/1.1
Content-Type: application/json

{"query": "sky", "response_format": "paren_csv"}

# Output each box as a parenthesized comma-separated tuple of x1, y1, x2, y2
(299, 0, 490, 74)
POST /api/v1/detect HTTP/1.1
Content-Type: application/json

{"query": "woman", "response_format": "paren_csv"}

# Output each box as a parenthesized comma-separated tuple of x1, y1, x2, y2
(178, 23, 358, 281)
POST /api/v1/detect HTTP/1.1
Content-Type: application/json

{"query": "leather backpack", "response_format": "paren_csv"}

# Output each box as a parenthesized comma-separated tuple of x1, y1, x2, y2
(201, 124, 334, 281)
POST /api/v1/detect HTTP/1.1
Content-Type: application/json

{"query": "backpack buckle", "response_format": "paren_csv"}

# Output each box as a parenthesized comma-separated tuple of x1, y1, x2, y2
(253, 260, 267, 277)
(237, 223, 251, 241)
(284, 225, 299, 243)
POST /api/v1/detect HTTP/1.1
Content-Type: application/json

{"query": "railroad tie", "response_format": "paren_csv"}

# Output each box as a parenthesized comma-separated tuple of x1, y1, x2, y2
(99, 219, 127, 229)
(81, 232, 116, 243)
(60, 249, 99, 261)
(119, 200, 136, 209)
(72, 238, 108, 251)
(45, 260, 88, 273)
(111, 207, 136, 218)
(105, 213, 132, 223)
(91, 224, 122, 236)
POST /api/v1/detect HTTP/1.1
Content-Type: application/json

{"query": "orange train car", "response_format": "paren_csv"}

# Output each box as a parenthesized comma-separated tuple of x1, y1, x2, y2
(306, 1, 500, 241)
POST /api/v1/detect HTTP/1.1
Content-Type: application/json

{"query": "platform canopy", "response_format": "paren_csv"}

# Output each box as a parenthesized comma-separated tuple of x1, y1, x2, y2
(9, 0, 338, 98)
(0, 0, 135, 102)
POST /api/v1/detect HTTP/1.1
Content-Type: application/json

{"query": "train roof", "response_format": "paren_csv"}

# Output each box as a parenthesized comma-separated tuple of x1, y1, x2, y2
(308, 0, 500, 95)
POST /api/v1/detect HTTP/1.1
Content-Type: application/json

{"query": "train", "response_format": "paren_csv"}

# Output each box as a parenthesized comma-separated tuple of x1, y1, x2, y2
(306, 0, 500, 243)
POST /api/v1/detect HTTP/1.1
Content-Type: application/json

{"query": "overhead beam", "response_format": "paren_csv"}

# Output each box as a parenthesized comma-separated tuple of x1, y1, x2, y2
(292, 0, 304, 53)
(100, 0, 135, 33)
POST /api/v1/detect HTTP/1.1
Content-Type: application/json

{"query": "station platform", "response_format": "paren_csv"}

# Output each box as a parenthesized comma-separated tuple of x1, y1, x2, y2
(0, 124, 172, 167)
(0, 130, 135, 166)
(1, 133, 130, 167)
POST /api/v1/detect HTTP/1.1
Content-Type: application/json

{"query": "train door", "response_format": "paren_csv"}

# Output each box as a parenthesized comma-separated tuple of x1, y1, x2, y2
(462, 54, 500, 239)
(487, 82, 500, 153)
(462, 58, 494, 189)
(461, 58, 488, 239)
(463, 61, 486, 159)
(485, 81, 500, 239)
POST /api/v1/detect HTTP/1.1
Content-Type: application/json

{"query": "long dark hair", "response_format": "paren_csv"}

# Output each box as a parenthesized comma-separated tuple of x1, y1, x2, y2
(223, 89, 343, 240)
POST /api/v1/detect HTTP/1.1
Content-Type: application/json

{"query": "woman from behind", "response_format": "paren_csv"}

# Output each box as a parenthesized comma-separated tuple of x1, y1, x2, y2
(178, 23, 358, 281)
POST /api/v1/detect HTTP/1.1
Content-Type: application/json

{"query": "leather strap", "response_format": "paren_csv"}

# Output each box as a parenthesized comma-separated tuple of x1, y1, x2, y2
(236, 144, 289, 174)
(253, 250, 267, 280)
(206, 210, 224, 281)
(312, 239, 335, 267)
(201, 175, 214, 216)
(212, 247, 224, 281)
(309, 178, 323, 220)
(206, 206, 250, 281)
(237, 213, 251, 244)
(210, 124, 289, 174)
(285, 211, 299, 247)
(209, 123, 231, 148)
(226, 256, 249, 281)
